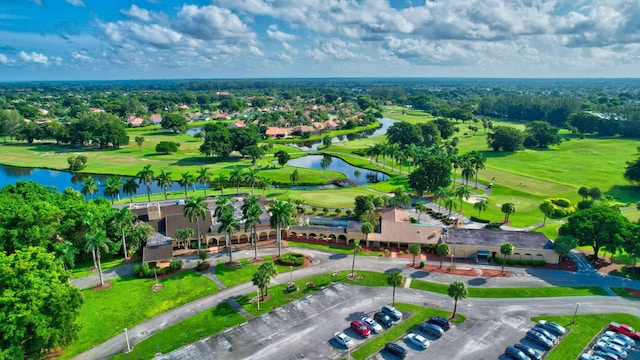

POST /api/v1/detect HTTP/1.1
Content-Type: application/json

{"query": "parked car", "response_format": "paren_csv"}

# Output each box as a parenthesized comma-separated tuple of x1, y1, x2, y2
(505, 346, 529, 360)
(405, 333, 429, 349)
(428, 316, 452, 330)
(537, 320, 566, 337)
(526, 329, 554, 350)
(594, 341, 628, 359)
(580, 353, 615, 360)
(361, 316, 383, 334)
(604, 330, 635, 348)
(592, 350, 621, 360)
(419, 322, 444, 338)
(531, 327, 558, 344)
(514, 343, 542, 360)
(374, 312, 394, 328)
(334, 332, 354, 348)
(350, 320, 371, 338)
(609, 322, 640, 341)
(384, 343, 408, 359)
(381, 305, 403, 321)
(601, 335, 631, 350)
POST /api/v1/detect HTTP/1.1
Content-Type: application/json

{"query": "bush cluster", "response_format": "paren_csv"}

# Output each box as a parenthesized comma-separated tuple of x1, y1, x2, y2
(469, 216, 490, 223)
(546, 197, 578, 218)
(485, 223, 502, 229)
(196, 260, 211, 271)
(278, 252, 305, 266)
(133, 260, 183, 278)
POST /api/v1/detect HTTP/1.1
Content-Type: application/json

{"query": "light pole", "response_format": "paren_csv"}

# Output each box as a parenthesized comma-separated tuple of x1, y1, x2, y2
(572, 303, 580, 324)
(256, 289, 260, 311)
(450, 254, 455, 271)
(290, 266, 293, 283)
(124, 327, 131, 353)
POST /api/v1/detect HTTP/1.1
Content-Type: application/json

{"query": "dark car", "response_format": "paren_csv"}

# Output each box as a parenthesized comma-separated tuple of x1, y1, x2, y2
(381, 305, 403, 321)
(526, 330, 554, 350)
(537, 320, 566, 337)
(374, 312, 394, 328)
(505, 346, 529, 360)
(531, 327, 558, 345)
(419, 322, 444, 338)
(428, 316, 452, 330)
(515, 343, 542, 360)
(384, 343, 408, 359)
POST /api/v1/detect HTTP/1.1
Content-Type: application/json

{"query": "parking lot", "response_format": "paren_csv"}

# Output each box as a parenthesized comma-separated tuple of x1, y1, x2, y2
(157, 283, 570, 360)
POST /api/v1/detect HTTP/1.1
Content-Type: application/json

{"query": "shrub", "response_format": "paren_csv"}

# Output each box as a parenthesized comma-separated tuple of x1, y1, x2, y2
(419, 261, 425, 268)
(470, 216, 490, 223)
(335, 208, 342, 215)
(196, 260, 211, 271)
(133, 263, 154, 278)
(383, 249, 390, 258)
(278, 253, 305, 266)
(485, 223, 502, 230)
(550, 198, 571, 207)
(345, 209, 352, 216)
(156, 141, 179, 154)
(409, 216, 417, 224)
(578, 200, 594, 209)
(398, 250, 404, 255)
(169, 260, 183, 271)
(198, 250, 208, 261)
(323, 207, 329, 214)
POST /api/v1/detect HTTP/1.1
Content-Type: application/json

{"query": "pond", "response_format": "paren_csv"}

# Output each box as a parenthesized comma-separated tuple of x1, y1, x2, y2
(291, 117, 397, 151)
(286, 155, 389, 185)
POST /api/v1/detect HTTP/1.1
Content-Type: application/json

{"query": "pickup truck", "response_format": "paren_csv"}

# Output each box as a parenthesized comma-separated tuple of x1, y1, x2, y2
(609, 322, 640, 341)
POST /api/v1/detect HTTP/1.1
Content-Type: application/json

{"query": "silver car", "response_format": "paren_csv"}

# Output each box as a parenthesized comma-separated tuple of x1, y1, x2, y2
(361, 316, 383, 334)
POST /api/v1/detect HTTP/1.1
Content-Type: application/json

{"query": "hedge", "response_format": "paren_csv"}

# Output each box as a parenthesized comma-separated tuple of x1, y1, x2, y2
(133, 260, 183, 278)
(470, 216, 491, 223)
(277, 253, 305, 266)
(494, 258, 546, 266)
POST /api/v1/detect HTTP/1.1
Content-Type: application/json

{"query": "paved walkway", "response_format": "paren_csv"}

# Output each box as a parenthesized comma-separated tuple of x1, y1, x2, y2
(70, 245, 640, 360)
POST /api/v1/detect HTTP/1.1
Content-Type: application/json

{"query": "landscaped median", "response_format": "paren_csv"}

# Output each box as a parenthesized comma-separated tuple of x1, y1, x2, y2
(530, 313, 640, 360)
(410, 279, 609, 297)
(61, 270, 220, 359)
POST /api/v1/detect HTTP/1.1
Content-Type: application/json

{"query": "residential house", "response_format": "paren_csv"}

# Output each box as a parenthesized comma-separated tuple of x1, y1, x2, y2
(265, 127, 289, 138)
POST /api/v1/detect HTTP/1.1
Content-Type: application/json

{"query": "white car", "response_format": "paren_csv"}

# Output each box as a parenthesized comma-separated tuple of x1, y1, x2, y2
(594, 341, 628, 359)
(604, 330, 635, 348)
(334, 332, 354, 348)
(361, 316, 383, 334)
(405, 332, 429, 349)
(601, 335, 632, 350)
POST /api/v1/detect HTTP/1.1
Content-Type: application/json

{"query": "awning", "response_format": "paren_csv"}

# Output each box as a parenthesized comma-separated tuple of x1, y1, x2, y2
(477, 250, 490, 257)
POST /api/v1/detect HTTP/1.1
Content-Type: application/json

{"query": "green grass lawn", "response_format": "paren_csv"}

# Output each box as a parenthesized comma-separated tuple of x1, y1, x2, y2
(69, 257, 126, 279)
(531, 313, 640, 360)
(287, 241, 382, 257)
(352, 303, 465, 360)
(410, 279, 608, 297)
(214, 255, 303, 287)
(61, 270, 220, 359)
(110, 302, 245, 360)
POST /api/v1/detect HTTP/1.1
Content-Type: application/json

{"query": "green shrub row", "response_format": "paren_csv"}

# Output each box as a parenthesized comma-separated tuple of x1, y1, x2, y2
(470, 216, 491, 223)
(546, 197, 578, 218)
(133, 260, 183, 278)
(549, 198, 571, 207)
(278, 253, 305, 266)
(494, 258, 546, 266)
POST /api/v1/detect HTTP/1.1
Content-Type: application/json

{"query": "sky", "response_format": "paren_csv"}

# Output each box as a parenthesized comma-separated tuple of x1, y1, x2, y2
(1, 0, 640, 81)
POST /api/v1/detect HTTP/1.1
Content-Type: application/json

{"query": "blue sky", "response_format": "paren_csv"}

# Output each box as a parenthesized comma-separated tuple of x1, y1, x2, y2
(1, 0, 640, 81)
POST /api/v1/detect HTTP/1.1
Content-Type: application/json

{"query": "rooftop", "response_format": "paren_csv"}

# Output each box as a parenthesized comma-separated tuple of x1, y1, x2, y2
(446, 228, 553, 249)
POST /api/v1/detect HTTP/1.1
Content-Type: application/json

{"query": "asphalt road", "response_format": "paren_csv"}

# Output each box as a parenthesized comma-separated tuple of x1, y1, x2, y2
(71, 247, 640, 360)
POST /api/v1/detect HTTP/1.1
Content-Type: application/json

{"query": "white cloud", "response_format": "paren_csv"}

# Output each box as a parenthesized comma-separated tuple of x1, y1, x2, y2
(174, 5, 255, 40)
(65, 0, 86, 7)
(121, 5, 153, 22)
(267, 25, 297, 42)
(71, 51, 92, 62)
(18, 51, 49, 64)
(0, 54, 11, 64)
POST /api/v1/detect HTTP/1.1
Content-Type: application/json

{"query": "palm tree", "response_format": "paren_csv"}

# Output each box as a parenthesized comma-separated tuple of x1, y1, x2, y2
(500, 242, 514, 274)
(433, 187, 450, 212)
(473, 198, 489, 218)
(470, 151, 486, 189)
(461, 161, 474, 187)
(539, 200, 553, 226)
(212, 174, 228, 196)
(81, 176, 99, 199)
(175, 228, 194, 250)
(253, 261, 278, 298)
(350, 239, 361, 277)
(444, 196, 457, 218)
(84, 228, 111, 286)
(448, 281, 468, 319)
(320, 154, 331, 178)
(122, 178, 139, 202)
(136, 164, 155, 201)
(184, 196, 207, 251)
(578, 186, 589, 201)
(454, 186, 471, 213)
(270, 200, 294, 256)
(242, 196, 262, 260)
(450, 155, 462, 188)
(387, 271, 403, 306)
(259, 176, 272, 197)
(155, 170, 173, 200)
(103, 176, 122, 204)
(405, 143, 418, 174)
(196, 167, 211, 197)
(288, 169, 299, 192)
(178, 171, 195, 198)
(218, 209, 240, 263)
(111, 206, 135, 260)
(245, 168, 260, 195)
(214, 196, 232, 219)
(414, 202, 427, 223)
(379, 143, 389, 169)
(229, 167, 245, 194)
(436, 243, 450, 268)
(501, 202, 516, 223)
(53, 239, 78, 272)
(361, 222, 374, 245)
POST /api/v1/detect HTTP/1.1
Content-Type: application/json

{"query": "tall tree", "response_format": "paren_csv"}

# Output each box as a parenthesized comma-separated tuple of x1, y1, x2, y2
(501, 202, 516, 223)
(289, 169, 300, 192)
(444, 196, 457, 218)
(361, 222, 374, 245)
(578, 186, 590, 201)
(229, 166, 245, 194)
(487, 126, 525, 152)
(111, 206, 135, 260)
(81, 176, 99, 199)
(175, 228, 194, 250)
(436, 243, 450, 268)
(103, 176, 122, 204)
(624, 157, 640, 185)
(178, 171, 195, 198)
(386, 271, 403, 306)
(218, 209, 240, 263)
(455, 186, 471, 213)
(84, 228, 111, 286)
(253, 261, 278, 298)
(408, 156, 452, 195)
(351, 239, 362, 277)
(184, 196, 207, 251)
(122, 177, 139, 202)
(245, 168, 260, 196)
(414, 202, 427, 222)
(448, 281, 468, 319)
(270, 200, 294, 256)
(0, 247, 83, 360)
(553, 235, 577, 268)
(408, 243, 421, 266)
(212, 173, 228, 196)
(433, 186, 451, 212)
(473, 198, 488, 218)
(500, 242, 514, 274)
(155, 169, 173, 200)
(242, 196, 262, 260)
(539, 200, 554, 226)
(274, 150, 291, 168)
(196, 167, 211, 197)
(136, 164, 155, 202)
(470, 151, 486, 189)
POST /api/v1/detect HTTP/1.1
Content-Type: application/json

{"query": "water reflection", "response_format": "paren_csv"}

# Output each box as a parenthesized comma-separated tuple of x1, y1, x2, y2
(292, 117, 397, 151)
(286, 155, 388, 185)
(2, 166, 33, 177)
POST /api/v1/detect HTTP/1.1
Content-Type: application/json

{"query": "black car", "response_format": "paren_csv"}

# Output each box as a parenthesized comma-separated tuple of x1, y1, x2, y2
(515, 343, 542, 360)
(505, 346, 528, 360)
(428, 316, 452, 330)
(374, 312, 394, 328)
(384, 343, 408, 359)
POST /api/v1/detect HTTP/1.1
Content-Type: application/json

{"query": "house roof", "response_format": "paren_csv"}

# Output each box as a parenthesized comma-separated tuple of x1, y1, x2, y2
(446, 228, 553, 250)
(142, 243, 173, 263)
(266, 127, 288, 136)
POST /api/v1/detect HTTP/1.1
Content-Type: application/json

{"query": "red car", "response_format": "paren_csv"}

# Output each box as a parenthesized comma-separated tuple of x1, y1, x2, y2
(609, 322, 640, 340)
(351, 320, 371, 338)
